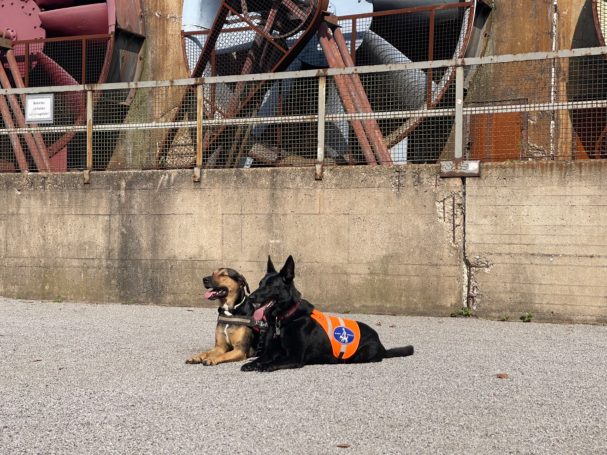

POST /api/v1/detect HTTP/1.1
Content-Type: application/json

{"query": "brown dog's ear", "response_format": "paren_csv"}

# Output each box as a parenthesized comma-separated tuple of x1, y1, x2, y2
(267, 256, 276, 274)
(225, 268, 251, 294)
(280, 255, 295, 282)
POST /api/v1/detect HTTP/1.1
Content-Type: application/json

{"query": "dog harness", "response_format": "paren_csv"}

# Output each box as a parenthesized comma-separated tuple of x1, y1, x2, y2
(310, 310, 361, 360)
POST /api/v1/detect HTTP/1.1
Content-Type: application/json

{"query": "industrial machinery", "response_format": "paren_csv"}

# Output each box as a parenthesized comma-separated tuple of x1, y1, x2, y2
(568, 0, 607, 158)
(177, 0, 485, 167)
(0, 0, 144, 172)
(2, 0, 490, 171)
(165, 0, 330, 168)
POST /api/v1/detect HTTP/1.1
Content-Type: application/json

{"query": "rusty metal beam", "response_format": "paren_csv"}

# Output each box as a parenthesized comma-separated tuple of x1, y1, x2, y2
(332, 26, 392, 165)
(0, 56, 49, 171)
(0, 94, 28, 172)
(161, 0, 329, 166)
(318, 23, 377, 165)
(6, 50, 51, 170)
(191, 5, 230, 79)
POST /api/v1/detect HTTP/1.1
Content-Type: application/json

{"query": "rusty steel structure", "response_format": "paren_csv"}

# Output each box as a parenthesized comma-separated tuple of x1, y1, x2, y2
(177, 0, 480, 167)
(1, 0, 484, 171)
(0, 0, 145, 172)
(572, 0, 607, 159)
(4, 0, 607, 172)
(318, 17, 391, 165)
(161, 0, 329, 167)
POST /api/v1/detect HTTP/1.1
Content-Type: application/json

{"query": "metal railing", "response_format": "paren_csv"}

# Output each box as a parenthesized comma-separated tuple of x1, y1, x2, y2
(1, 46, 607, 174)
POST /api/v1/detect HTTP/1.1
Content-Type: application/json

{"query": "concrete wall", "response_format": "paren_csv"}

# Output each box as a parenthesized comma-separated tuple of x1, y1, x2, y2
(466, 161, 607, 324)
(0, 166, 464, 316)
(0, 161, 606, 323)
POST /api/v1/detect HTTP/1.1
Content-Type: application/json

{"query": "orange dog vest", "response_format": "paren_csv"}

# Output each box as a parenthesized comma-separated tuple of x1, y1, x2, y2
(310, 310, 361, 360)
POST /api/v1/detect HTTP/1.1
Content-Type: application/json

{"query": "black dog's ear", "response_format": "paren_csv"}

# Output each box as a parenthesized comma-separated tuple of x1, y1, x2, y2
(280, 255, 295, 282)
(242, 277, 251, 294)
(267, 256, 276, 274)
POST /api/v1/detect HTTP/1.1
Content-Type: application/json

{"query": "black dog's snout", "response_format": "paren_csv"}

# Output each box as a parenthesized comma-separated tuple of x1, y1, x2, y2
(202, 276, 213, 288)
(248, 290, 264, 305)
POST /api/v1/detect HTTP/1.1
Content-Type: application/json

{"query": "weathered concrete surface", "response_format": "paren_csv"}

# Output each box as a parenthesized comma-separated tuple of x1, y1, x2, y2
(466, 161, 607, 324)
(1, 161, 606, 323)
(0, 166, 464, 317)
(2, 298, 607, 454)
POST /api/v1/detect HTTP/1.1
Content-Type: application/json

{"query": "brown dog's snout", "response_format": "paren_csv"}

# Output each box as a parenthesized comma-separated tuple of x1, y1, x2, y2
(202, 275, 213, 288)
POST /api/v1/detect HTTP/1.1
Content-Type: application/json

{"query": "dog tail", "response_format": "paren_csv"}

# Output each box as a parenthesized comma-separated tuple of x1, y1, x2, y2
(384, 345, 414, 358)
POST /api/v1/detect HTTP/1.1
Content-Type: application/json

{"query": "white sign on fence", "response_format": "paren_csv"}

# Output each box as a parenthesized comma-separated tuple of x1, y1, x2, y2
(25, 94, 54, 124)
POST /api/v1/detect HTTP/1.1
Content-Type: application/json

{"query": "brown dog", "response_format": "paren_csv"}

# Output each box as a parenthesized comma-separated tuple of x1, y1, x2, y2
(186, 268, 259, 366)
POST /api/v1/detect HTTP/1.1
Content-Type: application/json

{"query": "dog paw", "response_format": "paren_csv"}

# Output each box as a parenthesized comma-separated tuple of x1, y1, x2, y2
(202, 358, 218, 366)
(186, 353, 209, 364)
(240, 361, 259, 372)
(253, 363, 277, 372)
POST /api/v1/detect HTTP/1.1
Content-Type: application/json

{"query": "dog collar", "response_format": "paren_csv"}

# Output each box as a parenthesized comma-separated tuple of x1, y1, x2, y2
(219, 293, 248, 316)
(234, 293, 247, 310)
(279, 300, 301, 321)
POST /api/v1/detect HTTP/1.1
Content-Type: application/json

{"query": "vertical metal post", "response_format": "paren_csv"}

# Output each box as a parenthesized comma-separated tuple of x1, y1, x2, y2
(81, 38, 87, 84)
(196, 84, 203, 167)
(194, 83, 204, 182)
(427, 10, 436, 104)
(454, 65, 464, 160)
(351, 19, 357, 65)
(24, 43, 30, 87)
(316, 75, 327, 180)
(86, 90, 93, 172)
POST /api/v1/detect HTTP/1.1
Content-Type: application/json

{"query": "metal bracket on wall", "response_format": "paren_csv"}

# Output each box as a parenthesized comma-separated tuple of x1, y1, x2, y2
(193, 166, 202, 183)
(315, 163, 323, 180)
(440, 160, 481, 178)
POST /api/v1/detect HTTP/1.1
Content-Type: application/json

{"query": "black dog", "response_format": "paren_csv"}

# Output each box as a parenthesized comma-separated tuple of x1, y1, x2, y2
(241, 256, 414, 372)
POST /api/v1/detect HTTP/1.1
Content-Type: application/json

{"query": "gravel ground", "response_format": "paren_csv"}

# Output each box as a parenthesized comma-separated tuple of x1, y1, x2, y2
(1, 297, 607, 455)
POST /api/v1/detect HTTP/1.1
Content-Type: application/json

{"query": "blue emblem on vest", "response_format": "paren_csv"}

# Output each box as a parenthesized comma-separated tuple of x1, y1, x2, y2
(333, 326, 355, 345)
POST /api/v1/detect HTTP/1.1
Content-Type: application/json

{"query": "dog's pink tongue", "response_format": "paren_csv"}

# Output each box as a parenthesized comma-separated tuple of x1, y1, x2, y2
(204, 290, 216, 300)
(252, 307, 266, 322)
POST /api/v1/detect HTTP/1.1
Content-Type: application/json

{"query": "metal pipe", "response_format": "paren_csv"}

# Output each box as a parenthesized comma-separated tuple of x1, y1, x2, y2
(333, 26, 392, 165)
(191, 6, 229, 78)
(6, 50, 51, 170)
(81, 38, 87, 84)
(3, 47, 607, 95)
(318, 23, 377, 165)
(196, 84, 203, 168)
(427, 9, 435, 104)
(222, 2, 287, 54)
(86, 90, 93, 171)
(454, 65, 464, 160)
(0, 59, 49, 171)
(351, 18, 357, 64)
(0, 94, 29, 172)
(317, 75, 327, 165)
(24, 43, 30, 87)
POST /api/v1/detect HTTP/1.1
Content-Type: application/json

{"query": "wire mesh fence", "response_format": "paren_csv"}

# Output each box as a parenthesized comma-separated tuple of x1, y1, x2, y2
(10, 36, 112, 87)
(1, 48, 607, 173)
